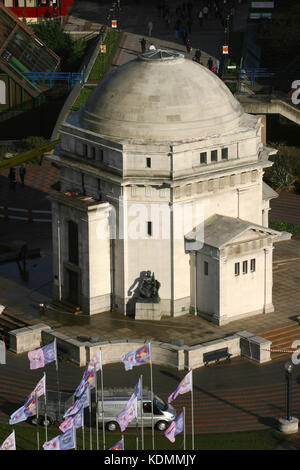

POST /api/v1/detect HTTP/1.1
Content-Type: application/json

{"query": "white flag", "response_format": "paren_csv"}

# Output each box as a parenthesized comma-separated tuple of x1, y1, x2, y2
(0, 430, 16, 450)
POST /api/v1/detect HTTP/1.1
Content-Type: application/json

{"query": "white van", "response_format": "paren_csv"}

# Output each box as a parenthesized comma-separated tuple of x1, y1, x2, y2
(97, 391, 176, 432)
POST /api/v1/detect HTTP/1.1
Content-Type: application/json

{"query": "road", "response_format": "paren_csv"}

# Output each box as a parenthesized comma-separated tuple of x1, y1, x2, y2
(1, 350, 300, 434)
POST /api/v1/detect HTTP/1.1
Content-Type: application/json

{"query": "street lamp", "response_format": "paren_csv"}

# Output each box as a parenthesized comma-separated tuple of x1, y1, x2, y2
(278, 360, 299, 434)
(284, 360, 293, 421)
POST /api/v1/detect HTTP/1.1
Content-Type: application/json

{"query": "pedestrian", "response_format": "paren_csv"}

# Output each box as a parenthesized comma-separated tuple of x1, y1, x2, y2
(148, 20, 153, 37)
(215, 58, 220, 74)
(149, 43, 156, 50)
(8, 167, 16, 190)
(44, 8, 51, 20)
(19, 165, 26, 186)
(140, 37, 146, 53)
(198, 9, 203, 26)
(52, 6, 58, 20)
(194, 48, 201, 63)
(207, 57, 213, 70)
(185, 38, 192, 54)
(203, 5, 209, 19)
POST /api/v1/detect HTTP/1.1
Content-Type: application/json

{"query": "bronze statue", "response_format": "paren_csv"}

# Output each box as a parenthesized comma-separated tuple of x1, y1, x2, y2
(138, 270, 160, 303)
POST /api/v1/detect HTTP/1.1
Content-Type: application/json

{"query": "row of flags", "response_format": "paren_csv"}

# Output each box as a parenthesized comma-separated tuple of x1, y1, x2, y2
(4, 340, 194, 450)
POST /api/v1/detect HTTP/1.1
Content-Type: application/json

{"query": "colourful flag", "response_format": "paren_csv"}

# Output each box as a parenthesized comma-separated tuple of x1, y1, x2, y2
(24, 396, 37, 417)
(9, 405, 27, 425)
(64, 387, 89, 418)
(133, 377, 142, 400)
(43, 428, 75, 451)
(109, 439, 124, 451)
(164, 411, 184, 443)
(121, 344, 150, 371)
(168, 370, 193, 403)
(88, 350, 102, 372)
(0, 430, 16, 450)
(59, 408, 83, 433)
(28, 342, 56, 370)
(0, 336, 5, 365)
(116, 395, 137, 432)
(74, 368, 95, 397)
(28, 375, 46, 400)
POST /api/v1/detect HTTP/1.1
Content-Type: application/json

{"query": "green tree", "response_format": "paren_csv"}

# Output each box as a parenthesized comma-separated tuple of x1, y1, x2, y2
(31, 22, 86, 72)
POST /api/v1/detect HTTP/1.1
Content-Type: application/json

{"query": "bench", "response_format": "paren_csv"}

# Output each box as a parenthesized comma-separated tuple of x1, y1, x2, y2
(203, 347, 232, 367)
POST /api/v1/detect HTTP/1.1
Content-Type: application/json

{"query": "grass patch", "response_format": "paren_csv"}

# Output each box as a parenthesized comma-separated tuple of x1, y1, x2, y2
(89, 30, 121, 82)
(0, 423, 288, 450)
(269, 220, 300, 236)
(71, 86, 95, 113)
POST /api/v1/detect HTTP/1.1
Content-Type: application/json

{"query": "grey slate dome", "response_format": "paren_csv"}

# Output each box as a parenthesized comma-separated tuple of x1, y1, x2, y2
(80, 50, 244, 142)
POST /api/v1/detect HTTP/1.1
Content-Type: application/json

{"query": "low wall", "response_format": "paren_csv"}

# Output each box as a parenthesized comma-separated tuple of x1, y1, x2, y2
(9, 324, 52, 354)
(8, 324, 271, 369)
(186, 335, 241, 369)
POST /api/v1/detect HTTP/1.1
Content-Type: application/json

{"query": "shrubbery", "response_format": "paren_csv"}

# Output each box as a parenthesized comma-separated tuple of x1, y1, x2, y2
(264, 143, 300, 192)
(31, 22, 87, 72)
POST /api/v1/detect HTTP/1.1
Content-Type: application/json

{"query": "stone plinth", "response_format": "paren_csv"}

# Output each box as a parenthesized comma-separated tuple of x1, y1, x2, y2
(278, 417, 299, 434)
(135, 302, 161, 321)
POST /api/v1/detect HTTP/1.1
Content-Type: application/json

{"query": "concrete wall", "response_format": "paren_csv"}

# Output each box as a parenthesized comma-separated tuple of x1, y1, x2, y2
(8, 325, 271, 369)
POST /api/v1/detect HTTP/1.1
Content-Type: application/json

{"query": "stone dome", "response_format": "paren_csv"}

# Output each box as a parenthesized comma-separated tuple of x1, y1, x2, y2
(80, 50, 244, 142)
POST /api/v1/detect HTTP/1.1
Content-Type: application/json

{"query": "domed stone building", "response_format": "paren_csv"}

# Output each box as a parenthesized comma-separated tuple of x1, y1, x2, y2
(49, 50, 287, 325)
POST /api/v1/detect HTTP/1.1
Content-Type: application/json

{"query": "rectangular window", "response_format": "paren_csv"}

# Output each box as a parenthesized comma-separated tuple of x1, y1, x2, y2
(200, 152, 207, 164)
(221, 148, 228, 160)
(91, 147, 96, 160)
(68, 221, 79, 265)
(211, 150, 218, 162)
(204, 261, 209, 275)
(243, 260, 248, 274)
(99, 149, 104, 162)
(234, 262, 240, 276)
(146, 157, 151, 168)
(251, 258, 256, 272)
(147, 221, 152, 236)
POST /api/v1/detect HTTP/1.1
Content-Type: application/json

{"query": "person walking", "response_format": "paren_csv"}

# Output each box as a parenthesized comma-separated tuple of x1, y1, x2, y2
(207, 57, 213, 70)
(198, 9, 203, 26)
(8, 167, 16, 190)
(185, 38, 192, 54)
(194, 48, 201, 63)
(19, 165, 26, 187)
(148, 20, 153, 37)
(140, 37, 146, 53)
(203, 5, 209, 19)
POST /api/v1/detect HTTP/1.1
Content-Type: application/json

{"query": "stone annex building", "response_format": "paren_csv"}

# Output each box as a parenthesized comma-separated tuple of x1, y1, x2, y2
(49, 50, 289, 326)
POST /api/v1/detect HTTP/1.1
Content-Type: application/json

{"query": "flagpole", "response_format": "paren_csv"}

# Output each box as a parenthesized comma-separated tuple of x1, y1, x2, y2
(82, 411, 85, 451)
(44, 372, 48, 443)
(122, 434, 124, 450)
(35, 392, 39, 450)
(54, 338, 61, 419)
(89, 387, 92, 450)
(149, 342, 155, 451)
(190, 369, 194, 450)
(141, 374, 144, 451)
(183, 406, 186, 451)
(95, 366, 99, 450)
(74, 423, 77, 451)
(100, 349, 106, 450)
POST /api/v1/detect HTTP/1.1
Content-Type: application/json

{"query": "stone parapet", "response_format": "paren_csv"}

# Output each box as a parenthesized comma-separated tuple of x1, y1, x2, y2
(236, 330, 272, 363)
(186, 335, 241, 369)
(8, 327, 272, 369)
(8, 324, 52, 354)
